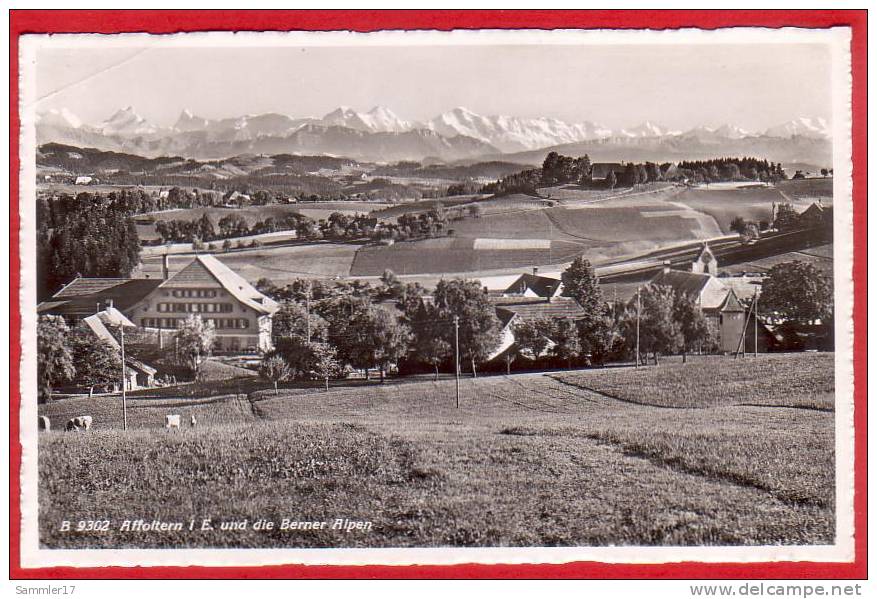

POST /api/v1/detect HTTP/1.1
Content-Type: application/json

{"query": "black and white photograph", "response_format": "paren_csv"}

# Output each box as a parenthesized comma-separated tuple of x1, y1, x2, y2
(18, 26, 854, 568)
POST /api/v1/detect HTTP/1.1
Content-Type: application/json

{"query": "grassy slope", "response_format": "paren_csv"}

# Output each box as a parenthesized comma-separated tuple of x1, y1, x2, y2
(673, 188, 788, 234)
(39, 353, 835, 548)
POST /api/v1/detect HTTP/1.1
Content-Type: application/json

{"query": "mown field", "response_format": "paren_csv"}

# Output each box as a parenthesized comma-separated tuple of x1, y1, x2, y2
(350, 237, 586, 276)
(139, 242, 361, 282)
(721, 243, 834, 276)
(39, 353, 835, 548)
(776, 178, 834, 203)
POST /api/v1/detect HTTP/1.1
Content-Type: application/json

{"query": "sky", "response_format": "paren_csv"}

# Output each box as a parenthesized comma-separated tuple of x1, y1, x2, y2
(34, 41, 832, 132)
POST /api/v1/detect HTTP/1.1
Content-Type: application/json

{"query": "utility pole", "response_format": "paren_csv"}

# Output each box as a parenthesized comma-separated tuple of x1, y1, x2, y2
(120, 324, 128, 431)
(453, 315, 460, 409)
(753, 287, 758, 358)
(635, 287, 641, 368)
(306, 280, 312, 344)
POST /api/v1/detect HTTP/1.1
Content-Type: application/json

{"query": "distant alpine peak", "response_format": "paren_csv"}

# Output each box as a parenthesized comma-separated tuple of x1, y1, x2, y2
(174, 108, 211, 132)
(322, 105, 412, 133)
(764, 116, 830, 139)
(681, 123, 751, 140)
(101, 106, 158, 136)
(37, 107, 82, 129)
(620, 121, 677, 138)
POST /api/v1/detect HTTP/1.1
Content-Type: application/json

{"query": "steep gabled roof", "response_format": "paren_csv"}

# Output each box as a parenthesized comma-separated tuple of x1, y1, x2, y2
(41, 278, 163, 316)
(718, 289, 745, 313)
(694, 243, 716, 266)
(650, 270, 712, 297)
(160, 255, 279, 315)
(126, 357, 157, 376)
(82, 313, 121, 350)
(493, 297, 586, 320)
(503, 273, 562, 298)
(54, 278, 130, 298)
(495, 306, 517, 329)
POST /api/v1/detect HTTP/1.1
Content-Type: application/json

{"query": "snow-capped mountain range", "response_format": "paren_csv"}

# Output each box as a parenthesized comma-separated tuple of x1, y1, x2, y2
(35, 105, 832, 163)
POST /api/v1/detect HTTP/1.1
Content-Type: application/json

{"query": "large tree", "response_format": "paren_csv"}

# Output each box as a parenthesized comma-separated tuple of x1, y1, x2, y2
(320, 296, 410, 380)
(175, 315, 216, 380)
(366, 306, 412, 382)
(409, 301, 452, 380)
(673, 292, 714, 362)
(260, 354, 291, 394)
(513, 317, 552, 362)
(549, 318, 582, 369)
(310, 342, 341, 391)
(37, 315, 75, 403)
(69, 327, 123, 395)
(759, 261, 833, 324)
(432, 279, 502, 377)
(634, 285, 683, 364)
(272, 300, 328, 344)
(561, 257, 604, 327)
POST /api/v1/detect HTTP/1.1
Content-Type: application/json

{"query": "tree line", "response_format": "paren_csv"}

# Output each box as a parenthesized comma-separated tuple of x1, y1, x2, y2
(480, 153, 793, 197)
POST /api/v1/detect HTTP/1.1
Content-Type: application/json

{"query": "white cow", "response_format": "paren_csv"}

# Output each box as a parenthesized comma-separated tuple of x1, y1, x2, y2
(65, 416, 92, 432)
(165, 414, 181, 430)
(38, 416, 51, 431)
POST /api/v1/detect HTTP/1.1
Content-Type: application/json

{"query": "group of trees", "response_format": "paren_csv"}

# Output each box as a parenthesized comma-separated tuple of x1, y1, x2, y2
(37, 193, 142, 299)
(540, 152, 593, 186)
(480, 153, 795, 197)
(154, 212, 314, 244)
(480, 168, 543, 196)
(152, 201, 491, 247)
(676, 158, 787, 183)
(261, 275, 505, 387)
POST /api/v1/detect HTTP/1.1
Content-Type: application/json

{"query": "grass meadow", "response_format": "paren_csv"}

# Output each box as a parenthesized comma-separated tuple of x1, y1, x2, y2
(38, 353, 835, 549)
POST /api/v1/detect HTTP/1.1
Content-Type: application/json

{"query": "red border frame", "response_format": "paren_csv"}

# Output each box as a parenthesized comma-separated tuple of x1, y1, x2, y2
(9, 9, 867, 580)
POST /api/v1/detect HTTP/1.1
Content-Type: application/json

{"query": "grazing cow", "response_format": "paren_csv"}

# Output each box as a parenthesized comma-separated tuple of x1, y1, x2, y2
(189, 414, 197, 428)
(65, 416, 92, 432)
(165, 414, 181, 430)
(38, 416, 51, 431)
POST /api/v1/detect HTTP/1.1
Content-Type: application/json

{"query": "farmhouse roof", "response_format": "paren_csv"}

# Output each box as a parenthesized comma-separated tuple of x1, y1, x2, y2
(126, 357, 157, 376)
(492, 297, 586, 321)
(82, 312, 122, 350)
(720, 276, 762, 302)
(503, 273, 562, 298)
(160, 254, 279, 315)
(40, 278, 163, 316)
(650, 269, 733, 311)
(650, 270, 713, 296)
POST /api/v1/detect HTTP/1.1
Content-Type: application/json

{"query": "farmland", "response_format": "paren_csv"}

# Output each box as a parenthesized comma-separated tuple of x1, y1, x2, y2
(122, 177, 832, 282)
(39, 353, 835, 548)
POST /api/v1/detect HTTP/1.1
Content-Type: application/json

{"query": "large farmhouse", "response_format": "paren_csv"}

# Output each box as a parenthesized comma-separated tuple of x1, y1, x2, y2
(39, 254, 279, 352)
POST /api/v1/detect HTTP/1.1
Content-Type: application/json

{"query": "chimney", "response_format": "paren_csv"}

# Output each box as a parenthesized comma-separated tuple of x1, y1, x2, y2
(662, 260, 671, 274)
(162, 254, 170, 280)
(532, 267, 539, 276)
(107, 299, 114, 310)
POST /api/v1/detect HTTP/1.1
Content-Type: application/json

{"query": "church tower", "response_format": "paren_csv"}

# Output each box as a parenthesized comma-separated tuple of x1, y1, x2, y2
(691, 242, 718, 276)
